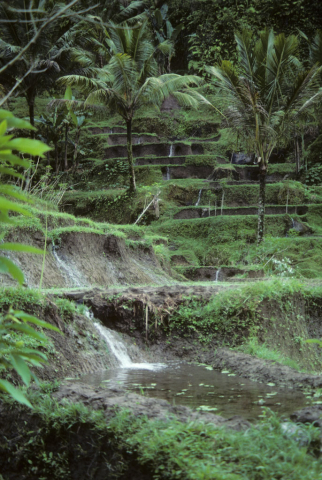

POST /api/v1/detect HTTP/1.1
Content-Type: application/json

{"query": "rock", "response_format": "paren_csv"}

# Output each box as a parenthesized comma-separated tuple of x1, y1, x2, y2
(290, 220, 313, 235)
(290, 405, 322, 427)
(280, 422, 311, 446)
(55, 383, 251, 430)
(231, 152, 255, 165)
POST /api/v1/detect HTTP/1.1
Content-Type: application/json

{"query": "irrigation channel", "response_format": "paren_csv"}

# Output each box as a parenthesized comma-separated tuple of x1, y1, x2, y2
(72, 319, 311, 422)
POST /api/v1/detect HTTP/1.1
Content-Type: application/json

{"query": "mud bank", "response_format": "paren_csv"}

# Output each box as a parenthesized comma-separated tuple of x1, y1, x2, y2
(61, 283, 322, 389)
(0, 232, 172, 288)
(204, 348, 322, 389)
(1, 382, 321, 480)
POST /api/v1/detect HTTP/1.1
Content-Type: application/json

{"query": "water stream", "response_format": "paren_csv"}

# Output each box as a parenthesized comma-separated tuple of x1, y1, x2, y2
(52, 246, 85, 287)
(77, 318, 310, 422)
(93, 323, 163, 370)
(215, 268, 221, 282)
(195, 189, 203, 206)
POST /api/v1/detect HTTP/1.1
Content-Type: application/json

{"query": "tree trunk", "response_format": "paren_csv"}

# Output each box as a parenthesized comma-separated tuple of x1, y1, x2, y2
(257, 164, 267, 244)
(55, 143, 59, 173)
(74, 128, 81, 168)
(126, 119, 136, 191)
(64, 123, 69, 171)
(296, 138, 300, 175)
(28, 101, 35, 127)
(28, 99, 35, 139)
(221, 190, 225, 216)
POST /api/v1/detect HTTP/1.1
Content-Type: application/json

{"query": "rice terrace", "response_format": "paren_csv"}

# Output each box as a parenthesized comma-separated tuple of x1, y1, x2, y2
(1, 1, 322, 479)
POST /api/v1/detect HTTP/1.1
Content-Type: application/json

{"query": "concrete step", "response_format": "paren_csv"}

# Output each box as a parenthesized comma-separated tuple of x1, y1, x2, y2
(104, 141, 221, 159)
(173, 205, 308, 220)
(162, 164, 295, 182)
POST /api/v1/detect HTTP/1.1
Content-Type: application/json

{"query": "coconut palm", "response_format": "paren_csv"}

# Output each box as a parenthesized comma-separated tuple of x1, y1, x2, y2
(0, 1, 77, 126)
(207, 29, 322, 243)
(59, 20, 208, 191)
(73, 0, 145, 68)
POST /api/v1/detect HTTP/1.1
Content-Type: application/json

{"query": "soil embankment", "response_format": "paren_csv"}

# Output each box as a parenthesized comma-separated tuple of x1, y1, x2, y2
(1, 232, 173, 288)
(61, 283, 322, 389)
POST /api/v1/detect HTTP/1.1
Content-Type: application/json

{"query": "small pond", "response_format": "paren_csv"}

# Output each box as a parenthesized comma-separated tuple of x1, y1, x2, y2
(77, 362, 310, 421)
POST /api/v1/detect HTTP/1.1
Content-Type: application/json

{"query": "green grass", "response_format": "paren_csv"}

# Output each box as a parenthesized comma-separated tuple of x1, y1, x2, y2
(0, 287, 44, 311)
(237, 337, 303, 371)
(2, 391, 320, 480)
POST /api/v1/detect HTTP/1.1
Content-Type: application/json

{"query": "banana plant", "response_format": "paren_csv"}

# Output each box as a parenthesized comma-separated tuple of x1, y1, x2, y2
(37, 109, 65, 173)
(148, 3, 183, 72)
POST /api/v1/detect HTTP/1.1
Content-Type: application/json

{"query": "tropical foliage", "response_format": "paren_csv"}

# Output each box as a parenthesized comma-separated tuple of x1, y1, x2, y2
(0, 110, 59, 407)
(207, 29, 322, 242)
(0, 0, 77, 125)
(59, 19, 209, 190)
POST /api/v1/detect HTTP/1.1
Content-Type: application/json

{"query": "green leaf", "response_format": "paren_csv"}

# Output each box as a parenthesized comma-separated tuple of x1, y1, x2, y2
(9, 138, 51, 157)
(10, 354, 31, 386)
(0, 185, 32, 202)
(64, 86, 73, 100)
(0, 243, 43, 254)
(0, 153, 30, 168)
(9, 324, 47, 341)
(0, 257, 24, 284)
(0, 110, 35, 131)
(0, 196, 31, 216)
(0, 379, 33, 408)
(0, 166, 24, 179)
(14, 311, 60, 332)
(0, 120, 7, 136)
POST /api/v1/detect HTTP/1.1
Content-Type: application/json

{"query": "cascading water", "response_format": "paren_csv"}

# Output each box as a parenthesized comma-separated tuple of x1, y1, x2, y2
(52, 246, 85, 287)
(169, 144, 174, 157)
(166, 166, 171, 180)
(94, 323, 133, 368)
(195, 189, 203, 206)
(92, 321, 164, 370)
(215, 268, 221, 282)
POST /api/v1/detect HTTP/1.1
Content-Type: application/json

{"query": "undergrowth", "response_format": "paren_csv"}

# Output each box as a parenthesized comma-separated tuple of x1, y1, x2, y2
(0, 391, 321, 480)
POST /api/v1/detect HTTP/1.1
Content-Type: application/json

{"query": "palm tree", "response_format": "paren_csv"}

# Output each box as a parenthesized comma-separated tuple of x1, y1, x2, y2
(0, 1, 77, 127)
(72, 0, 145, 68)
(207, 29, 322, 243)
(59, 20, 208, 191)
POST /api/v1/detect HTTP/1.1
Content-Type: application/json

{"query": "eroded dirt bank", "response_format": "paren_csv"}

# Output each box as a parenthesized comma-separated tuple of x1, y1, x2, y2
(62, 283, 322, 389)
(0, 232, 173, 288)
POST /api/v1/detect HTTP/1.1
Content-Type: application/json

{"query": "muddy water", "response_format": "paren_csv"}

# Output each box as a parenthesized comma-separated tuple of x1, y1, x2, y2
(78, 362, 309, 421)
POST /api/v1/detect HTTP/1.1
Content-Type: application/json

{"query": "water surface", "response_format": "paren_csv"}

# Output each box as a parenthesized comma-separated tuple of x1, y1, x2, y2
(77, 362, 309, 421)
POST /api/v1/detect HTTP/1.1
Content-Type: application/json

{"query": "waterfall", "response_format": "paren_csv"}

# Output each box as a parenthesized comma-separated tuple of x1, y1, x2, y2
(169, 144, 174, 157)
(94, 323, 132, 368)
(215, 268, 221, 282)
(166, 166, 171, 180)
(52, 246, 85, 287)
(93, 322, 165, 371)
(291, 217, 295, 228)
(195, 189, 203, 206)
(136, 137, 141, 145)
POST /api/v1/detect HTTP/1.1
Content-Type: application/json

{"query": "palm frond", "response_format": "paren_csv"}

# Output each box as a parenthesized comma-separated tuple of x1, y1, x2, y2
(57, 74, 106, 92)
(235, 30, 255, 81)
(310, 30, 322, 65)
(113, 1, 145, 23)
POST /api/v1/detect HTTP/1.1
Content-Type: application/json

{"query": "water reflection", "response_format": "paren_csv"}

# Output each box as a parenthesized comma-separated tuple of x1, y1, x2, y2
(77, 362, 308, 421)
